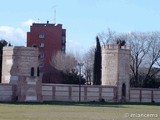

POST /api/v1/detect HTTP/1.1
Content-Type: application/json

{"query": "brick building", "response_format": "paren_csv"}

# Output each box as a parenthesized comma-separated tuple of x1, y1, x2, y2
(27, 21, 66, 83)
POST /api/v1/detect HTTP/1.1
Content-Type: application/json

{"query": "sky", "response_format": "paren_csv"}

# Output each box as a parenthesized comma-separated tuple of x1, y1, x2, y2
(1, 0, 160, 54)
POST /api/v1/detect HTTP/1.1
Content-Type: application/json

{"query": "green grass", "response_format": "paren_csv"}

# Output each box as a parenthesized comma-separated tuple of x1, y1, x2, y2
(0, 102, 159, 120)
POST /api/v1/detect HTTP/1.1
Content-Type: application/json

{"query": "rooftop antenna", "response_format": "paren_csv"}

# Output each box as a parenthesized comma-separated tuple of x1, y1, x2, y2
(37, 18, 40, 23)
(52, 5, 57, 24)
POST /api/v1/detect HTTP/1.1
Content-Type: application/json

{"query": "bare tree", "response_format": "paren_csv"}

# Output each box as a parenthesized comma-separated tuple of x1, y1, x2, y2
(142, 32, 160, 85)
(99, 30, 160, 88)
(123, 32, 150, 87)
(98, 28, 117, 45)
(51, 51, 78, 73)
(83, 47, 95, 85)
(51, 51, 86, 84)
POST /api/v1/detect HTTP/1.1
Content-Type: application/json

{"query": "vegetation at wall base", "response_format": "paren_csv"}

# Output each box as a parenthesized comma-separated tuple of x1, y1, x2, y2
(62, 72, 85, 84)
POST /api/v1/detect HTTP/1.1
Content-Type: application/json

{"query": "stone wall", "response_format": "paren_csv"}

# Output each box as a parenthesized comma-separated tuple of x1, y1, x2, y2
(42, 84, 160, 103)
(0, 45, 159, 103)
(0, 84, 16, 102)
(17, 76, 42, 102)
(42, 84, 117, 102)
(1, 46, 42, 102)
(0, 83, 160, 103)
(1, 46, 39, 84)
(130, 88, 160, 103)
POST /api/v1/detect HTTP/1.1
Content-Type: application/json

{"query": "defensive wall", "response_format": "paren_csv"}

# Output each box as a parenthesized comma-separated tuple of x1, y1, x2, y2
(0, 83, 160, 103)
(41, 84, 160, 102)
(0, 46, 160, 103)
(42, 84, 116, 102)
(0, 84, 16, 102)
(129, 88, 160, 102)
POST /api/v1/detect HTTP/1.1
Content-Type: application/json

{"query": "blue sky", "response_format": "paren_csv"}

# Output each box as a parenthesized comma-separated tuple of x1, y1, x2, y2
(1, 0, 160, 54)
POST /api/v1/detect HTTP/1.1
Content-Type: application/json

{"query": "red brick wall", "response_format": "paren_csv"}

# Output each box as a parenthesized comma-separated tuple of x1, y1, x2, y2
(27, 23, 65, 69)
(27, 23, 66, 83)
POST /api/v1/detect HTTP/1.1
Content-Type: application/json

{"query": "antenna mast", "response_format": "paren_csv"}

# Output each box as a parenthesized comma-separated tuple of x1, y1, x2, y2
(52, 5, 57, 24)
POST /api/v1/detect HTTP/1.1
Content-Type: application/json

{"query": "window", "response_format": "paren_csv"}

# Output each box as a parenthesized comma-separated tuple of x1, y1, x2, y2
(39, 34, 45, 38)
(32, 44, 37, 47)
(62, 36, 65, 44)
(39, 52, 44, 58)
(40, 43, 44, 47)
(31, 67, 34, 76)
(37, 67, 40, 76)
(122, 83, 126, 97)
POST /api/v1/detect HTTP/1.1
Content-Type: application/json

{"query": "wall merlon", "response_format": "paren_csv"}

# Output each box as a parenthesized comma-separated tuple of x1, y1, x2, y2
(3, 47, 38, 57)
(102, 44, 130, 50)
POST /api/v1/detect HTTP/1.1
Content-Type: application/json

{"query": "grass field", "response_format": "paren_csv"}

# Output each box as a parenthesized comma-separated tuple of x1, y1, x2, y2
(0, 102, 159, 120)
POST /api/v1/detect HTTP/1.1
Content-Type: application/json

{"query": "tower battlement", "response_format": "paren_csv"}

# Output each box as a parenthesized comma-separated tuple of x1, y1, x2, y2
(102, 44, 130, 50)
(3, 46, 39, 56)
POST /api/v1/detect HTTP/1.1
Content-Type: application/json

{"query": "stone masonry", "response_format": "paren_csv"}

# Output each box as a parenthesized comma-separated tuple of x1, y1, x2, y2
(0, 46, 159, 103)
(101, 44, 131, 102)
(1, 46, 42, 102)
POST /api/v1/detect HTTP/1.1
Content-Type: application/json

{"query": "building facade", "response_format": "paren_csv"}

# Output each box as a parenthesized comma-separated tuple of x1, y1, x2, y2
(27, 21, 66, 83)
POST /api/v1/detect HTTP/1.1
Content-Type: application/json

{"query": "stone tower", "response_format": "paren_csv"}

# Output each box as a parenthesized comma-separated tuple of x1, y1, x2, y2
(1, 46, 42, 102)
(101, 44, 131, 101)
